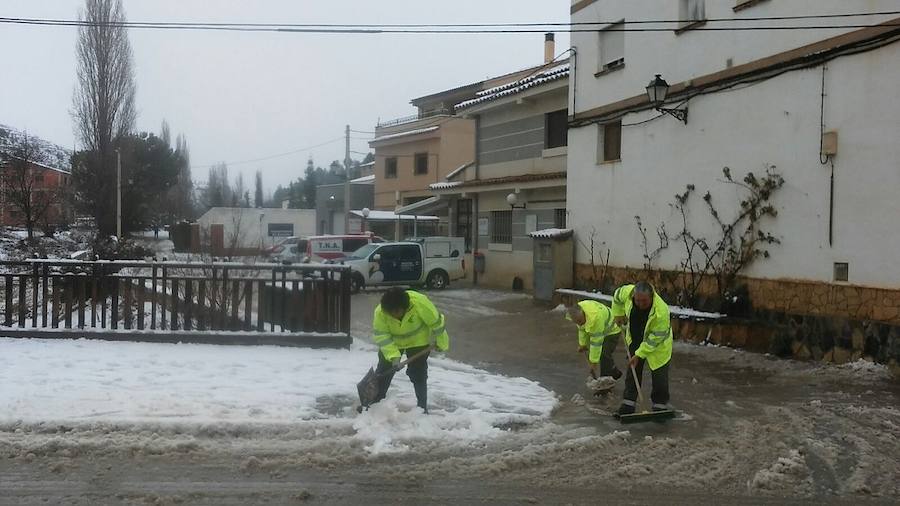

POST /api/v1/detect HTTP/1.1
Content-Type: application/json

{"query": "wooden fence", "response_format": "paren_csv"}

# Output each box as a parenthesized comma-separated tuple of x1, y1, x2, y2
(0, 259, 352, 347)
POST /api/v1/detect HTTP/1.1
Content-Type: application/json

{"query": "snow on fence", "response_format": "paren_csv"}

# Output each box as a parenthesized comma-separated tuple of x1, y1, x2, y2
(556, 288, 725, 320)
(0, 259, 352, 347)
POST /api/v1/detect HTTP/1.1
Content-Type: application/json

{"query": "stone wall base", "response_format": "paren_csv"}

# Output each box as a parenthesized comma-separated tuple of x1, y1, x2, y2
(574, 263, 900, 326)
(558, 288, 900, 380)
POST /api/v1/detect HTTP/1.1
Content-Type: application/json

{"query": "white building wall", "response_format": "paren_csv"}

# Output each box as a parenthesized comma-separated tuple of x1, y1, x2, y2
(570, 1, 900, 115)
(568, 35, 900, 288)
(197, 208, 316, 251)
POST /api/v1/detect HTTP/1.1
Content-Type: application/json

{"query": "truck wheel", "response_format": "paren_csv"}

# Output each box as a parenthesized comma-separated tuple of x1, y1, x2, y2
(350, 273, 365, 294)
(426, 270, 449, 290)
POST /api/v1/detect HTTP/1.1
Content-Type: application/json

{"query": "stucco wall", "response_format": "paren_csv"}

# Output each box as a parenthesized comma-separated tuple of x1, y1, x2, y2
(197, 208, 316, 251)
(474, 189, 567, 290)
(567, 34, 900, 289)
(570, 1, 900, 116)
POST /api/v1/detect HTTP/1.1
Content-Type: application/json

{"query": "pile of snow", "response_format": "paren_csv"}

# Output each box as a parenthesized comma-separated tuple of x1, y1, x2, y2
(556, 289, 724, 320)
(747, 450, 813, 495)
(0, 337, 557, 454)
(838, 359, 890, 378)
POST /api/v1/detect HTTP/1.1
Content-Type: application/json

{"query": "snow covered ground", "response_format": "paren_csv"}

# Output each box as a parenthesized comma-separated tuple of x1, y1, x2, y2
(0, 337, 556, 455)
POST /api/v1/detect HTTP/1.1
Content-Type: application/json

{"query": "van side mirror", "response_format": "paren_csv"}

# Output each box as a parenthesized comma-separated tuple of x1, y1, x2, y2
(372, 253, 381, 262)
(450, 250, 460, 258)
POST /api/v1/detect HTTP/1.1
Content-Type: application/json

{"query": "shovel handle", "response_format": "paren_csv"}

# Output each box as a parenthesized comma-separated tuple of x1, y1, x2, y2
(623, 339, 645, 404)
(377, 345, 435, 377)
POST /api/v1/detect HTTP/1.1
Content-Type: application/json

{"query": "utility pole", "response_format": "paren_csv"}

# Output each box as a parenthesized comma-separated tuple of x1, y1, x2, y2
(116, 148, 122, 240)
(343, 124, 351, 234)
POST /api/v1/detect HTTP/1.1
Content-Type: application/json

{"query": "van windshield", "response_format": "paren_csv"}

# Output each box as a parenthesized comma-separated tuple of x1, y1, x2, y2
(348, 244, 379, 259)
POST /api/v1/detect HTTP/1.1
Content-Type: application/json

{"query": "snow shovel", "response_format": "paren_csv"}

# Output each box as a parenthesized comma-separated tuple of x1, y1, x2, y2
(583, 351, 617, 395)
(357, 345, 434, 410)
(616, 343, 676, 424)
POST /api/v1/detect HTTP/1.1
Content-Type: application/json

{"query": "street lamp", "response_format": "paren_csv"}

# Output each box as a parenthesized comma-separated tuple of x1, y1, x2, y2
(506, 192, 526, 210)
(646, 74, 688, 124)
(361, 207, 370, 233)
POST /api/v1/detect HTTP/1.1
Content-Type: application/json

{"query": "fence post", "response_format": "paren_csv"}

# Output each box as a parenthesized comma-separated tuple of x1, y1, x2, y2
(31, 262, 38, 328)
(150, 264, 158, 330)
(341, 266, 351, 336)
(41, 263, 49, 328)
(4, 275, 12, 327)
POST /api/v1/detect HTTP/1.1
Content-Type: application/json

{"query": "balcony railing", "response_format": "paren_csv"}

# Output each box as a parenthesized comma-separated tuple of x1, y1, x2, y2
(377, 108, 453, 128)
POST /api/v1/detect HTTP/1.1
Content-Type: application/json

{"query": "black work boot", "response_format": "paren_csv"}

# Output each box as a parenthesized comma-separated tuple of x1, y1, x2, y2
(617, 403, 636, 416)
(413, 382, 428, 414)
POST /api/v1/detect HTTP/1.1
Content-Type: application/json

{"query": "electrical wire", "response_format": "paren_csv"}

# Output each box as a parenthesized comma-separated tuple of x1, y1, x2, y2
(2, 16, 900, 33)
(570, 29, 900, 129)
(191, 136, 344, 169)
(3, 10, 900, 29)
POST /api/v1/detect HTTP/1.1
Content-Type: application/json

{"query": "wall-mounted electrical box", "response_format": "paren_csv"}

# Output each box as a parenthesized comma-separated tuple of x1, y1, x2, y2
(822, 131, 838, 156)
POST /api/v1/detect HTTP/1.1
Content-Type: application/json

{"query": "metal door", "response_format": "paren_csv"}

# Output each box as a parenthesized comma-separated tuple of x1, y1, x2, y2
(533, 241, 554, 301)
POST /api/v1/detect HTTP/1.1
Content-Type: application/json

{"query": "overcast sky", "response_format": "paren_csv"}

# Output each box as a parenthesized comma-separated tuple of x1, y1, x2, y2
(0, 0, 569, 193)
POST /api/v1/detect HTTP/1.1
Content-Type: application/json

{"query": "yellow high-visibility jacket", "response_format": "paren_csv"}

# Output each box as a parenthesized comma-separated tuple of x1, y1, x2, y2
(571, 300, 620, 364)
(373, 290, 449, 361)
(611, 284, 673, 370)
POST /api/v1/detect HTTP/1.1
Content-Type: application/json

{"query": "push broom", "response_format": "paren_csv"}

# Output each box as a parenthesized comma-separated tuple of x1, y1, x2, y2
(616, 342, 676, 424)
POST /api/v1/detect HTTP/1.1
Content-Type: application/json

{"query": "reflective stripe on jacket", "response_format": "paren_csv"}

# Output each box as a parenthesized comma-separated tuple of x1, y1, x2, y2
(373, 290, 450, 361)
(574, 300, 620, 364)
(610, 284, 673, 370)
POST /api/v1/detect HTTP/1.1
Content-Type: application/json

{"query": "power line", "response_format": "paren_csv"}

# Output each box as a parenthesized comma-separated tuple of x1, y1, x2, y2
(191, 136, 344, 169)
(3, 11, 900, 29)
(2, 16, 900, 33)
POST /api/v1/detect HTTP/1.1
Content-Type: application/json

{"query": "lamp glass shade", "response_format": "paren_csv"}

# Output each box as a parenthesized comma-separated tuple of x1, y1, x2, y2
(646, 74, 669, 104)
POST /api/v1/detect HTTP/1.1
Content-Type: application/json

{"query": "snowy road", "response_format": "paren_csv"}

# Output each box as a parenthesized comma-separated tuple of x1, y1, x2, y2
(0, 286, 898, 504)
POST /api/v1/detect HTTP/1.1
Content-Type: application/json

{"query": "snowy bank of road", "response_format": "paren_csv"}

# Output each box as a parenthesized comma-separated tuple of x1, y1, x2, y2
(0, 338, 557, 454)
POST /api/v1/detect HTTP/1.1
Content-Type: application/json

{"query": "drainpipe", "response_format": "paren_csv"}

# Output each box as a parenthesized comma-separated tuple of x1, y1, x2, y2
(472, 114, 481, 286)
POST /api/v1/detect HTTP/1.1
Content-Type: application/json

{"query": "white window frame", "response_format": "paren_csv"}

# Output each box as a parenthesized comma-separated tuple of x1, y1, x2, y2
(597, 21, 625, 73)
(679, 0, 706, 27)
(596, 120, 622, 164)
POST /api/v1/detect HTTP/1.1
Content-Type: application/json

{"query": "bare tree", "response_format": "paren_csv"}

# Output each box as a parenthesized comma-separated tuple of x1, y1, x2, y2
(0, 134, 60, 241)
(71, 0, 136, 235)
(254, 171, 264, 208)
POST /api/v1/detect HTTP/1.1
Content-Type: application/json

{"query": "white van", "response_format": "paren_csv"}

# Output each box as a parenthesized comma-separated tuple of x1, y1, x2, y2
(278, 234, 384, 263)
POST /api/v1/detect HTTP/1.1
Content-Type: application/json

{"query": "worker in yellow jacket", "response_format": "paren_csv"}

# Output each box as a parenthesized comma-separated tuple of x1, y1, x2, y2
(611, 282, 673, 416)
(371, 287, 450, 412)
(566, 300, 622, 381)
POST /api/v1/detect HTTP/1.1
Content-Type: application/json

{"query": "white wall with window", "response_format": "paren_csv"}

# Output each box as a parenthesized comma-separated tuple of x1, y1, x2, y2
(569, 58, 900, 286)
(570, 0, 900, 115)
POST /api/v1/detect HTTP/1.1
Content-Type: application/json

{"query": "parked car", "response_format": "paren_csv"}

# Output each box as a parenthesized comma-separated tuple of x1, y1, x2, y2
(340, 238, 465, 293)
(264, 236, 307, 259)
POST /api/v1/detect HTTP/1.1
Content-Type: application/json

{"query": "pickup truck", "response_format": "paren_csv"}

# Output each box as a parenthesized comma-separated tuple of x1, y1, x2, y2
(338, 238, 466, 293)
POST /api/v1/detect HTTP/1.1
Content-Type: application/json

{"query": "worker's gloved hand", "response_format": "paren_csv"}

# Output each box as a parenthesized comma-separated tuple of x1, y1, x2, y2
(628, 355, 641, 369)
(577, 345, 588, 353)
(614, 316, 627, 327)
(391, 357, 402, 371)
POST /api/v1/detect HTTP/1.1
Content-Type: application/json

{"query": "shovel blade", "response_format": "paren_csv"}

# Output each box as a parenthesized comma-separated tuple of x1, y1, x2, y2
(357, 367, 380, 408)
(617, 409, 677, 424)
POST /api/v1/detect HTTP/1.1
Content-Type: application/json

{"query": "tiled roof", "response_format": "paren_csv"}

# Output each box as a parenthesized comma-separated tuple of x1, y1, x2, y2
(369, 126, 439, 145)
(457, 62, 570, 110)
(429, 171, 566, 191)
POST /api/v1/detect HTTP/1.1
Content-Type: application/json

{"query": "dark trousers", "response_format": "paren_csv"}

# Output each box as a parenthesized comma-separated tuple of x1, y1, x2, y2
(374, 345, 431, 410)
(599, 332, 623, 379)
(621, 342, 670, 412)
